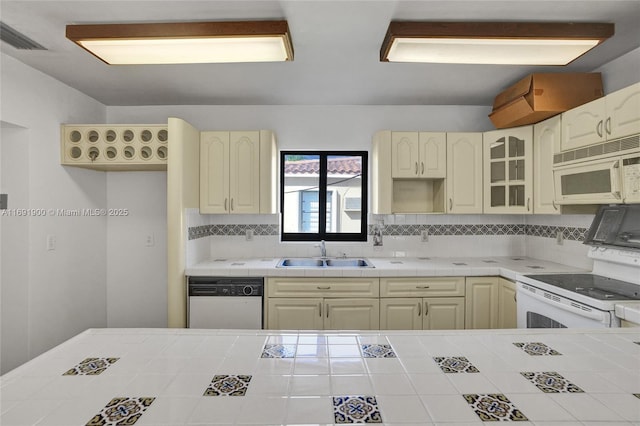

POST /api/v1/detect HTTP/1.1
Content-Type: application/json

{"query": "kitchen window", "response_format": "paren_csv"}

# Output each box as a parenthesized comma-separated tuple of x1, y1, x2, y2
(280, 151, 368, 242)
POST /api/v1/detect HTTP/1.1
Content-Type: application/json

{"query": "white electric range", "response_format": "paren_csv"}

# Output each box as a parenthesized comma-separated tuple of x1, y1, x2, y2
(516, 204, 640, 328)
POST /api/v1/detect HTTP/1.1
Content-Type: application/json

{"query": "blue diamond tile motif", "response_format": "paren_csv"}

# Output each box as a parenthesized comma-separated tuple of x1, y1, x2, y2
(520, 371, 584, 393)
(513, 342, 561, 356)
(261, 344, 296, 358)
(361, 344, 396, 358)
(463, 393, 528, 422)
(333, 395, 383, 423)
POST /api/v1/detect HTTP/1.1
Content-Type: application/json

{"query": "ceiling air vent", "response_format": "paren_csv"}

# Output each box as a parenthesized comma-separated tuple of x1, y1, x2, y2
(0, 22, 46, 50)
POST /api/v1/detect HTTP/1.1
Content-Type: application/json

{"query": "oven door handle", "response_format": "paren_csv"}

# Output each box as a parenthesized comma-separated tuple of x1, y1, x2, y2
(519, 286, 608, 322)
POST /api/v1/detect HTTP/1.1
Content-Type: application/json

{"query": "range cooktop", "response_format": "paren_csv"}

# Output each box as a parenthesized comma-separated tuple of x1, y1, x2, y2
(525, 273, 640, 301)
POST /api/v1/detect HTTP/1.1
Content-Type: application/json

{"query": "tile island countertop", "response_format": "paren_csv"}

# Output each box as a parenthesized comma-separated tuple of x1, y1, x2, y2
(1, 327, 639, 425)
(186, 256, 586, 280)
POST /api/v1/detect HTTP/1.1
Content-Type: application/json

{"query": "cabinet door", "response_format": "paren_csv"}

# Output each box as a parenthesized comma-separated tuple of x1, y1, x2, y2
(483, 126, 533, 214)
(267, 298, 323, 330)
(200, 131, 230, 214)
(561, 97, 607, 151)
(424, 297, 465, 330)
(446, 133, 483, 213)
(380, 298, 421, 330)
(418, 132, 446, 178)
(324, 299, 380, 330)
(391, 132, 419, 178)
(533, 116, 561, 214)
(498, 278, 517, 329)
(606, 82, 640, 140)
(464, 277, 499, 329)
(229, 131, 260, 214)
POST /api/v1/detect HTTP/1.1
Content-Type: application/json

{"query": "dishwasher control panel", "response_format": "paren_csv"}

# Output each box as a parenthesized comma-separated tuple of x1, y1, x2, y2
(188, 277, 264, 297)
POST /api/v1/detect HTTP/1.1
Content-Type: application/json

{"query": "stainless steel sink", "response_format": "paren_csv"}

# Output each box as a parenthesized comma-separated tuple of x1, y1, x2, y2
(276, 258, 374, 268)
(279, 258, 325, 267)
(325, 258, 371, 267)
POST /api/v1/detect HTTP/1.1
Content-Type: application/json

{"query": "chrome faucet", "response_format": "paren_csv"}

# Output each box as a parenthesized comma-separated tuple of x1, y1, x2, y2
(319, 240, 326, 258)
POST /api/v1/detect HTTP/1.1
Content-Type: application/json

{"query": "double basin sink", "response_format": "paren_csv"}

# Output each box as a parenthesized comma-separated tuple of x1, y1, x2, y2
(277, 258, 374, 268)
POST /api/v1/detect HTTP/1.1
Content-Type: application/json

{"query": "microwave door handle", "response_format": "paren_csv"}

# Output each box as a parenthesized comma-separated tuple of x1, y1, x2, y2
(611, 161, 622, 199)
(521, 287, 606, 321)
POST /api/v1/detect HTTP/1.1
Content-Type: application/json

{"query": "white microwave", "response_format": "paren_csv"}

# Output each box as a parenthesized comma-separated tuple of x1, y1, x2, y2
(554, 154, 640, 204)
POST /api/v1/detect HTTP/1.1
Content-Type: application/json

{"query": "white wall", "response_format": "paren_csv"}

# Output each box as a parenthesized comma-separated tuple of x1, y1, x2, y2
(0, 53, 108, 373)
(106, 172, 167, 327)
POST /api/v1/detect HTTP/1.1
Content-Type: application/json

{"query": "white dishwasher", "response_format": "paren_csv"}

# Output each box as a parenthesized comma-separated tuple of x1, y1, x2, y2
(188, 277, 263, 329)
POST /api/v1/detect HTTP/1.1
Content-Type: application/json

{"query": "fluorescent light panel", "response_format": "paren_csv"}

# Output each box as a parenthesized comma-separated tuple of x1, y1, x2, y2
(66, 20, 294, 65)
(381, 22, 614, 65)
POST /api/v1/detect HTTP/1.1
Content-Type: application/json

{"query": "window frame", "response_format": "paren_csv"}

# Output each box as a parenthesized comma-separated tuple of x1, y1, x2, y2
(280, 151, 368, 242)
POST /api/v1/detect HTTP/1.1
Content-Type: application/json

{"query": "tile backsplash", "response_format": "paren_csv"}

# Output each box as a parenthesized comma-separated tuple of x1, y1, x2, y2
(185, 210, 594, 269)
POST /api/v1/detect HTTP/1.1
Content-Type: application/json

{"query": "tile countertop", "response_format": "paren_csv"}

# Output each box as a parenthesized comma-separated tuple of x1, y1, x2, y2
(1, 327, 639, 425)
(186, 256, 586, 281)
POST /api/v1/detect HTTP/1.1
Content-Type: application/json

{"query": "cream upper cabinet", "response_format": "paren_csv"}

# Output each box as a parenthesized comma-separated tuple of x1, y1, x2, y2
(497, 278, 517, 329)
(464, 277, 499, 329)
(392, 132, 446, 178)
(483, 126, 533, 214)
(533, 116, 561, 214)
(200, 130, 276, 214)
(446, 132, 483, 213)
(562, 82, 640, 151)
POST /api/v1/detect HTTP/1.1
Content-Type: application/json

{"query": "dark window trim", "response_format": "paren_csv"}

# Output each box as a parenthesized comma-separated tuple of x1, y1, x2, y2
(280, 151, 368, 242)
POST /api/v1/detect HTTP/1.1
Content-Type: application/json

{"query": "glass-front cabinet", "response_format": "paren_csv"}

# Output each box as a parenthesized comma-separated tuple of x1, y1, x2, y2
(483, 126, 533, 213)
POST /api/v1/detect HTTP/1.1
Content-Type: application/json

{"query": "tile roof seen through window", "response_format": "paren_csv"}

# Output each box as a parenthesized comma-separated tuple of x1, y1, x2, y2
(285, 156, 362, 175)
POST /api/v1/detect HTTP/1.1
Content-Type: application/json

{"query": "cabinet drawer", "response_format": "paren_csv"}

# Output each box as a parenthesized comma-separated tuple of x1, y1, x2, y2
(380, 277, 464, 297)
(267, 278, 380, 298)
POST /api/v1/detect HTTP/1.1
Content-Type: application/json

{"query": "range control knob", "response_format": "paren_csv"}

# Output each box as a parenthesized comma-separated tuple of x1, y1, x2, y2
(242, 285, 254, 296)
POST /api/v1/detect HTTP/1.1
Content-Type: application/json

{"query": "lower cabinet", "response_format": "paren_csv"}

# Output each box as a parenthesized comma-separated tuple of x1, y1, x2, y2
(267, 298, 380, 330)
(498, 278, 517, 329)
(379, 277, 465, 330)
(465, 277, 499, 329)
(380, 297, 465, 330)
(266, 278, 380, 330)
(265, 276, 514, 330)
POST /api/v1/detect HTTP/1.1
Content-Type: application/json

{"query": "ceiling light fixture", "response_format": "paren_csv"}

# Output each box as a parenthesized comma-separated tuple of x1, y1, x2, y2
(66, 20, 294, 65)
(380, 22, 614, 65)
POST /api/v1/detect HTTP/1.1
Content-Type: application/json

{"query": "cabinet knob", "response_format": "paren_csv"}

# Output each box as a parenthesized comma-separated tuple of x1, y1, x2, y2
(418, 302, 421, 316)
(416, 285, 430, 289)
(319, 302, 322, 317)
(596, 120, 603, 138)
(415, 162, 418, 175)
(449, 198, 453, 211)
(527, 198, 530, 211)
(231, 198, 234, 211)
(605, 117, 611, 135)
(552, 200, 558, 211)
(326, 304, 329, 318)
(317, 286, 331, 290)
(224, 198, 228, 211)
(424, 302, 429, 316)
(421, 162, 424, 175)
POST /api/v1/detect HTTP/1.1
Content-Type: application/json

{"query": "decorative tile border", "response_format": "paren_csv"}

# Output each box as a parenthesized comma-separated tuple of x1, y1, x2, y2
(86, 397, 155, 425)
(513, 342, 562, 356)
(333, 395, 383, 424)
(361, 344, 396, 358)
(520, 371, 584, 393)
(63, 357, 119, 376)
(463, 393, 528, 422)
(189, 223, 588, 241)
(203, 375, 252, 396)
(261, 344, 296, 358)
(433, 356, 480, 373)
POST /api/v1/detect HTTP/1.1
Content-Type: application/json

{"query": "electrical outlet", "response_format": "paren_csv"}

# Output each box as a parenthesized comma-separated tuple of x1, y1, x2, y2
(421, 230, 429, 242)
(246, 229, 254, 241)
(145, 233, 155, 247)
(556, 230, 564, 245)
(46, 235, 56, 251)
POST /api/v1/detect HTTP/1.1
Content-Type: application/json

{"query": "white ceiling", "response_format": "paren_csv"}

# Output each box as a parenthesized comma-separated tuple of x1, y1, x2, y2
(2, 0, 639, 106)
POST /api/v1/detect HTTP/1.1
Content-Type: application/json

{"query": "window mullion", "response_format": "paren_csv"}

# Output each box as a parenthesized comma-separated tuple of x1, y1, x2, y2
(318, 154, 328, 239)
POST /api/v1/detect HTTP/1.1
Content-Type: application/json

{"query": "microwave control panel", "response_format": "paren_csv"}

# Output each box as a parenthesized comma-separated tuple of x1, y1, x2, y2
(623, 157, 640, 202)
